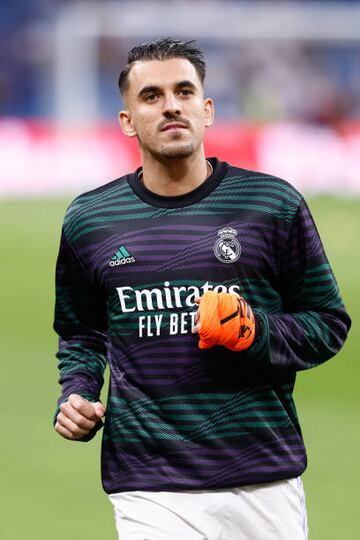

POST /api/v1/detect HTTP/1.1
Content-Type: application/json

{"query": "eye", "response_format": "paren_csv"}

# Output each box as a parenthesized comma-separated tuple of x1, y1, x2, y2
(144, 94, 158, 102)
(180, 89, 193, 96)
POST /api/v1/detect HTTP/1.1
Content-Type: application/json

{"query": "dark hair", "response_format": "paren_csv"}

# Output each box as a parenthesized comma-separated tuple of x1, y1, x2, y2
(118, 37, 206, 96)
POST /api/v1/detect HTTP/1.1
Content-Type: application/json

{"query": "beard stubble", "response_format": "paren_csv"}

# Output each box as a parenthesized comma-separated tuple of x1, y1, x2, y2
(159, 142, 194, 159)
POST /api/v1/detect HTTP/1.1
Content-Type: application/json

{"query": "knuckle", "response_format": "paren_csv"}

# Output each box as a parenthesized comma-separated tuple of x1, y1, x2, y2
(79, 417, 94, 429)
(72, 398, 82, 409)
(73, 425, 86, 437)
(77, 400, 89, 414)
(55, 422, 70, 439)
(69, 394, 82, 408)
(60, 402, 68, 413)
(84, 420, 94, 430)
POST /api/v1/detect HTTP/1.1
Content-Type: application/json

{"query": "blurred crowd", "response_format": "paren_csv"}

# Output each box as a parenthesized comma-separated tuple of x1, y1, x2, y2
(1, 0, 360, 124)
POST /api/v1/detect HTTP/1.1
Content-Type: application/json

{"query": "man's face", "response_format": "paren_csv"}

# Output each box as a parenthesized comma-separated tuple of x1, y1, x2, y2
(119, 58, 214, 160)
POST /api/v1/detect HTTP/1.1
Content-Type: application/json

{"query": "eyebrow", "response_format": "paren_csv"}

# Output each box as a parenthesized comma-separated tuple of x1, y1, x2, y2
(138, 80, 197, 98)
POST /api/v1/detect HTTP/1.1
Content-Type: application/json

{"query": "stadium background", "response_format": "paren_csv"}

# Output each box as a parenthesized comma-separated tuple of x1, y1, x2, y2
(1, 1, 359, 538)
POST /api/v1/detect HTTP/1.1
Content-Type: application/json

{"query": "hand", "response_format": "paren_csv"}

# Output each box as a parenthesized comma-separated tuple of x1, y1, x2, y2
(192, 296, 201, 334)
(192, 291, 255, 351)
(55, 393, 106, 440)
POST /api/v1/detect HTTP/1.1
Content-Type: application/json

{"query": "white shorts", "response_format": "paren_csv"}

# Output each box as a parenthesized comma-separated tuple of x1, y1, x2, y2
(108, 477, 308, 540)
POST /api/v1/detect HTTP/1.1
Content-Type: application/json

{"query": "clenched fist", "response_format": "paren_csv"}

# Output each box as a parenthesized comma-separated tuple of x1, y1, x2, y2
(55, 393, 106, 440)
(192, 291, 256, 351)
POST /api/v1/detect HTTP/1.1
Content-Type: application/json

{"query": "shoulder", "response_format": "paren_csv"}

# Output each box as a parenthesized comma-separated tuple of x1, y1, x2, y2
(62, 174, 132, 241)
(221, 162, 304, 221)
(226, 164, 302, 200)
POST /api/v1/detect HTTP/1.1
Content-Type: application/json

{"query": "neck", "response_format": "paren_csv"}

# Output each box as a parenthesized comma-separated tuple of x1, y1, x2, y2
(139, 147, 212, 196)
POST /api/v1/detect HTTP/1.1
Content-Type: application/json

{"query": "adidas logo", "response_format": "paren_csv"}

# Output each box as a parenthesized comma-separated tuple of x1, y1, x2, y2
(109, 245, 136, 267)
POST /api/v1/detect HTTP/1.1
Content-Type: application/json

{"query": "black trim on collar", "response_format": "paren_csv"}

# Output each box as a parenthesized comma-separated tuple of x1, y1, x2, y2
(127, 157, 229, 208)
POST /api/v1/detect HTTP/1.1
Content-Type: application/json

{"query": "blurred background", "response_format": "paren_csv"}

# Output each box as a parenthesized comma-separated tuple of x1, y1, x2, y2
(1, 1, 359, 539)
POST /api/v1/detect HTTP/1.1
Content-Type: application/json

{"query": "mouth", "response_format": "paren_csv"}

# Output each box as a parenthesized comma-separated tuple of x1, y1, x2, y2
(160, 122, 188, 132)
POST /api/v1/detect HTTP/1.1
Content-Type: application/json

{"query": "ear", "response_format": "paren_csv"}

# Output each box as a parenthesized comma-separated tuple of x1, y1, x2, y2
(118, 110, 137, 138)
(204, 98, 215, 128)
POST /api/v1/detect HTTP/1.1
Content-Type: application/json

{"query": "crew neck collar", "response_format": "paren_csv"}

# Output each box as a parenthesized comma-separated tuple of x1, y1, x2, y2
(127, 157, 228, 209)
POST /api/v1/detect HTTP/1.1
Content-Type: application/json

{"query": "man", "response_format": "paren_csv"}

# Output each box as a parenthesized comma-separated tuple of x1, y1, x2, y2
(54, 38, 351, 539)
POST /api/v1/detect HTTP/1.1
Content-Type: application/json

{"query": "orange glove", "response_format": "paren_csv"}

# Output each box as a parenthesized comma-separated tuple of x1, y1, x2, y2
(197, 291, 255, 351)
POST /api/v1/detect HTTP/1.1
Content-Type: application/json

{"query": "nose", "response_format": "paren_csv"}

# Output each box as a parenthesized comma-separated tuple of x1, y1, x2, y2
(162, 92, 181, 117)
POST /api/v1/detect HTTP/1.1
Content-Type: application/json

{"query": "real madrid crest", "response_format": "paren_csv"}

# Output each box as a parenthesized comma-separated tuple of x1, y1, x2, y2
(214, 227, 241, 263)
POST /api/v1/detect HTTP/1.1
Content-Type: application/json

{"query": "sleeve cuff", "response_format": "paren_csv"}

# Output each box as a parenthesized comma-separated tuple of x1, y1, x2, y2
(247, 309, 270, 363)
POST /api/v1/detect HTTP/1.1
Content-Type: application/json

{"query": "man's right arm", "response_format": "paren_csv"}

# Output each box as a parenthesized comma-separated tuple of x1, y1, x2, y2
(53, 228, 108, 441)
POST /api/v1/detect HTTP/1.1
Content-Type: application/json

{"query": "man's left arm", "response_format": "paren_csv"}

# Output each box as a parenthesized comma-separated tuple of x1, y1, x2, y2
(195, 198, 351, 372)
(246, 197, 351, 371)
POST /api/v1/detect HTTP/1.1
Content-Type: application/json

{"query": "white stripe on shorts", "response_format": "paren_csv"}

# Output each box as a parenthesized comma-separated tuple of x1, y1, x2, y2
(109, 476, 308, 540)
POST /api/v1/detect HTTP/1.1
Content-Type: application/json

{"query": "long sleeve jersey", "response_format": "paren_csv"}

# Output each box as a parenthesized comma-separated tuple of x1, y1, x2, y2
(54, 157, 351, 494)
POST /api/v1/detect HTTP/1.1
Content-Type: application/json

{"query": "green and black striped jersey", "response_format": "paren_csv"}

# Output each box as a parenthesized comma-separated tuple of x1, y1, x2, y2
(54, 157, 351, 493)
